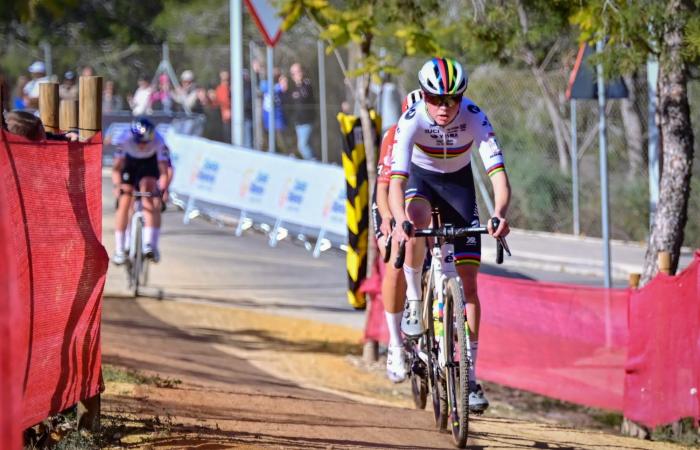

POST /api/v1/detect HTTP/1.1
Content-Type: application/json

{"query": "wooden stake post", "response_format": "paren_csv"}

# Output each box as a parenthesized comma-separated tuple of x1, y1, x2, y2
(79, 76, 102, 141)
(76, 75, 102, 432)
(657, 251, 671, 275)
(59, 99, 78, 132)
(39, 82, 59, 133)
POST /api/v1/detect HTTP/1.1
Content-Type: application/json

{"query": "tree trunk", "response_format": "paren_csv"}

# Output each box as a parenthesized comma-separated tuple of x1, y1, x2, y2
(529, 66, 570, 173)
(516, 0, 570, 174)
(641, 0, 695, 285)
(353, 42, 378, 277)
(620, 74, 645, 181)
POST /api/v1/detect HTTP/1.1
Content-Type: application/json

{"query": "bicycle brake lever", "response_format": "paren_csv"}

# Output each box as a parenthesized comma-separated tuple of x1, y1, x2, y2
(498, 236, 512, 257)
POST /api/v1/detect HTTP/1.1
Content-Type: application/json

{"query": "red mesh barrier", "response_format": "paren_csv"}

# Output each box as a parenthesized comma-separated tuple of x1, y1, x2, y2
(477, 274, 629, 410)
(624, 252, 700, 427)
(0, 139, 21, 449)
(361, 255, 389, 344)
(362, 261, 630, 410)
(0, 130, 108, 429)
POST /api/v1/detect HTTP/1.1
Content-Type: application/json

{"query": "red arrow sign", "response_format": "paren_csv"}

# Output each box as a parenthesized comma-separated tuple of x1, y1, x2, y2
(244, 0, 283, 47)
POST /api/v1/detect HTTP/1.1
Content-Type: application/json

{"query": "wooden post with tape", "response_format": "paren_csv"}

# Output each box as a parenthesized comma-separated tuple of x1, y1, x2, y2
(76, 75, 102, 432)
(39, 82, 59, 133)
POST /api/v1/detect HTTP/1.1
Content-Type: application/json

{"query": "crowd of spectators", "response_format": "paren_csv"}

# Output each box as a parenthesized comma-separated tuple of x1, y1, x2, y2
(1, 59, 321, 159)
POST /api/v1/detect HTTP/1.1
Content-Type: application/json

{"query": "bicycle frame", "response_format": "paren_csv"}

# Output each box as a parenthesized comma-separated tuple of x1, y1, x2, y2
(420, 212, 470, 372)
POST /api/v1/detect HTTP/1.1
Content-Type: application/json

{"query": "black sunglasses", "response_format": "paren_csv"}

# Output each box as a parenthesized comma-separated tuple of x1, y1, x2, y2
(423, 93, 462, 107)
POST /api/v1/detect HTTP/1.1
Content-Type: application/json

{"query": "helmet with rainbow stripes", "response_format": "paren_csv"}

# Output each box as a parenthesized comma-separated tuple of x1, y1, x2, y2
(418, 57, 468, 96)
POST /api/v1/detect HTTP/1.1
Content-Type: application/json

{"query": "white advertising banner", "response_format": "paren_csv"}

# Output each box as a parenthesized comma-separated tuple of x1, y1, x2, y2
(165, 131, 347, 238)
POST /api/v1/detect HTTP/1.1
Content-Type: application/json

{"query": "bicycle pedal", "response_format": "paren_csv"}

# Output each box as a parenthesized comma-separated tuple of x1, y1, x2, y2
(410, 360, 426, 377)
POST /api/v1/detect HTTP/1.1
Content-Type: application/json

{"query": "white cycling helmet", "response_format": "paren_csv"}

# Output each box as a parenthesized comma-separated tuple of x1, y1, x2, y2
(401, 89, 423, 112)
(418, 57, 468, 96)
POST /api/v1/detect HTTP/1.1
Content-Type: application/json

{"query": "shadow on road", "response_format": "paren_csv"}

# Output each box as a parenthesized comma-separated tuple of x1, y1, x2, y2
(157, 290, 358, 315)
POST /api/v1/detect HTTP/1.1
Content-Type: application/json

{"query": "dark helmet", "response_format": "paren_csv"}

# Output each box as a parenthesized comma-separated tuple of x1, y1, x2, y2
(130, 116, 155, 143)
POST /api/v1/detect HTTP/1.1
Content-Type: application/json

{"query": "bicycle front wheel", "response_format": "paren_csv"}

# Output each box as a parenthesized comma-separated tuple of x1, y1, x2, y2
(425, 272, 447, 430)
(130, 220, 143, 298)
(445, 278, 469, 448)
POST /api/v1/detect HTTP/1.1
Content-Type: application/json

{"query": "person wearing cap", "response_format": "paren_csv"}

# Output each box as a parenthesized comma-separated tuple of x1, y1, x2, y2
(59, 71, 78, 101)
(173, 69, 198, 112)
(23, 61, 49, 109)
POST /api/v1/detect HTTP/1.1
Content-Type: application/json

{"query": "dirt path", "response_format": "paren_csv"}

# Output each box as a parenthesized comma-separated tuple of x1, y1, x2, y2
(101, 296, 680, 449)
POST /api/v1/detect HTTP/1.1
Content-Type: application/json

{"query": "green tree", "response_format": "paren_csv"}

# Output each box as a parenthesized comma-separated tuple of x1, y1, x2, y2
(432, 0, 579, 174)
(573, 0, 698, 284)
(0, 0, 165, 46)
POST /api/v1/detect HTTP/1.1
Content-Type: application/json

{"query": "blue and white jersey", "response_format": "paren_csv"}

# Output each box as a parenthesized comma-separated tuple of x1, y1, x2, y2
(114, 130, 169, 161)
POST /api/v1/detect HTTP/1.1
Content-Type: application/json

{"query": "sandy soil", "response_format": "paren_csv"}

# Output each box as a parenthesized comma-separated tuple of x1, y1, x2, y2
(100, 296, 682, 449)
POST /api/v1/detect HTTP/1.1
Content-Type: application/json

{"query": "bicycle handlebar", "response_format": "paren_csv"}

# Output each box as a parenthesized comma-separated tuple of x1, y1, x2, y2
(394, 217, 511, 268)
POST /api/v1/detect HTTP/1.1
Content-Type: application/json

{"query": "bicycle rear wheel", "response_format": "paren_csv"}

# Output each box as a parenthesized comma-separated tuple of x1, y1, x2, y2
(410, 271, 432, 410)
(409, 337, 428, 410)
(140, 258, 149, 287)
(445, 278, 469, 448)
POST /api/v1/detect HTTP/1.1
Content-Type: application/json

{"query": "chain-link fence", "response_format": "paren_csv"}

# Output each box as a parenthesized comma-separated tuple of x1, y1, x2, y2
(2, 40, 698, 247)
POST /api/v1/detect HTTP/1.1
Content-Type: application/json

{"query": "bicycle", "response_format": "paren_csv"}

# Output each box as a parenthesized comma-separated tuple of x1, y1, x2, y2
(119, 191, 155, 297)
(394, 209, 510, 448)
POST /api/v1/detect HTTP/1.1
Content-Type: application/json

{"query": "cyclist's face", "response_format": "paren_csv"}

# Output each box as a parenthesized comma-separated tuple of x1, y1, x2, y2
(424, 92, 461, 126)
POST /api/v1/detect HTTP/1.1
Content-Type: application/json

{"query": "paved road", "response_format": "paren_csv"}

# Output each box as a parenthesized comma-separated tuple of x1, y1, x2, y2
(102, 176, 643, 328)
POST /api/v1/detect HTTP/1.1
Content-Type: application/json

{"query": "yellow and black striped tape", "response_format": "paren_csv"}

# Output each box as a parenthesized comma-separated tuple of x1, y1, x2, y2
(337, 111, 381, 310)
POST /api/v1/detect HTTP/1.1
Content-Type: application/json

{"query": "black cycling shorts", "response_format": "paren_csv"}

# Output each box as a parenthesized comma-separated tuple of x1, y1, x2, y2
(405, 163, 481, 267)
(120, 154, 160, 187)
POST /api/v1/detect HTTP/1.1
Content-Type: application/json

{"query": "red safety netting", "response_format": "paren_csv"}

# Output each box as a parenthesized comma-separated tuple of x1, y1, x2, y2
(624, 252, 700, 427)
(361, 254, 390, 345)
(0, 130, 108, 430)
(0, 139, 21, 449)
(478, 274, 629, 410)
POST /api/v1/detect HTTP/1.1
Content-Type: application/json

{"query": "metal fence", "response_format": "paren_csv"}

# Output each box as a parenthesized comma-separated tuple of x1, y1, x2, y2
(2, 41, 698, 247)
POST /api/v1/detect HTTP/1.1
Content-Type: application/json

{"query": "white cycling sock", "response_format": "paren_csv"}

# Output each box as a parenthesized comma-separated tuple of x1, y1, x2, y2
(143, 227, 155, 249)
(403, 265, 422, 300)
(151, 227, 160, 249)
(385, 311, 403, 347)
(467, 341, 479, 387)
(114, 231, 125, 252)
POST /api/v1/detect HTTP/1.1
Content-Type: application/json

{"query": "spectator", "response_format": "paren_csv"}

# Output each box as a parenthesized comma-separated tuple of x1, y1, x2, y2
(5, 110, 45, 140)
(128, 75, 153, 116)
(12, 75, 29, 110)
(242, 69, 253, 148)
(285, 63, 316, 160)
(260, 68, 288, 153)
(23, 61, 49, 109)
(102, 80, 124, 113)
(197, 87, 220, 140)
(59, 71, 78, 101)
(215, 70, 231, 142)
(151, 73, 174, 113)
(173, 69, 198, 112)
(81, 65, 95, 77)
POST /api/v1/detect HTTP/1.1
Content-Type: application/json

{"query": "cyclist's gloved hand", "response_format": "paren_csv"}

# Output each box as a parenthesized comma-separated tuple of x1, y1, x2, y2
(379, 215, 393, 239)
(489, 216, 510, 238)
(393, 220, 413, 241)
